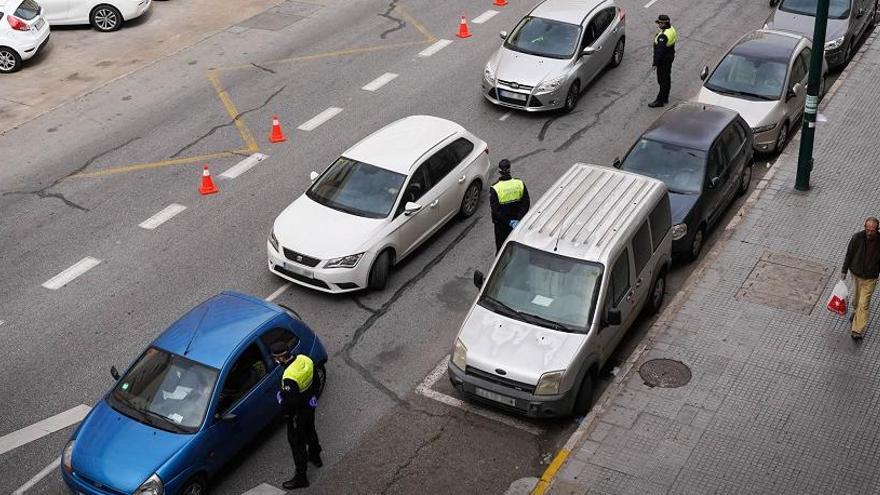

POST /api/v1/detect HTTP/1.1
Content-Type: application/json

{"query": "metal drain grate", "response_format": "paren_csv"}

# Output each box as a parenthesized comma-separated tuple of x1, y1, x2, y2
(639, 359, 692, 388)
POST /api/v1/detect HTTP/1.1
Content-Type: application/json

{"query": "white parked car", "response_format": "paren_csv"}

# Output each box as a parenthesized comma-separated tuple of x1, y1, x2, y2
(40, 0, 151, 31)
(268, 115, 491, 293)
(0, 0, 50, 73)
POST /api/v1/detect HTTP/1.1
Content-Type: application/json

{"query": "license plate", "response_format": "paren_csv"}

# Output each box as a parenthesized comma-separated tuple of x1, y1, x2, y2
(284, 262, 313, 279)
(33, 18, 45, 30)
(499, 90, 527, 101)
(475, 387, 517, 407)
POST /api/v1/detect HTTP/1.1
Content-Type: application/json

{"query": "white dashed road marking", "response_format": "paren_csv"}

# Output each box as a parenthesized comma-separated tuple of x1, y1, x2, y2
(266, 283, 291, 302)
(472, 10, 499, 24)
(12, 458, 61, 495)
(499, 112, 512, 121)
(42, 257, 102, 290)
(418, 39, 452, 57)
(362, 72, 399, 92)
(298, 107, 343, 131)
(416, 357, 544, 436)
(644, 0, 662, 7)
(0, 405, 91, 456)
(221, 152, 268, 179)
(138, 203, 187, 230)
(241, 483, 286, 495)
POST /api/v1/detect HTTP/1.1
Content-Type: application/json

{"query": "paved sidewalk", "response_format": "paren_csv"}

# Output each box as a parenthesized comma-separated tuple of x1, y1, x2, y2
(544, 32, 880, 495)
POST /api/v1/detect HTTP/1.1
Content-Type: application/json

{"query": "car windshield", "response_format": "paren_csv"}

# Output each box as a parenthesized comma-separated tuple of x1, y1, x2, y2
(504, 16, 582, 59)
(109, 347, 218, 434)
(14, 0, 41, 20)
(779, 0, 851, 19)
(478, 242, 602, 333)
(706, 53, 788, 100)
(306, 156, 406, 219)
(622, 139, 707, 194)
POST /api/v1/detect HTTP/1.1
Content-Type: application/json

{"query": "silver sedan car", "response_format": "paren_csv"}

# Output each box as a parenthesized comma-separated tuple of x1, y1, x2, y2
(482, 0, 626, 112)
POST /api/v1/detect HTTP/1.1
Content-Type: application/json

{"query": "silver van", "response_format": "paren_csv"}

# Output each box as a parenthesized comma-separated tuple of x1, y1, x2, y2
(448, 164, 672, 417)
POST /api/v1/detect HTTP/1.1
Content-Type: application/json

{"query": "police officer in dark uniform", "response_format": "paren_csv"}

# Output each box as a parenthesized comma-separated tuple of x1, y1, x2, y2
(649, 14, 677, 108)
(272, 343, 322, 490)
(489, 159, 530, 252)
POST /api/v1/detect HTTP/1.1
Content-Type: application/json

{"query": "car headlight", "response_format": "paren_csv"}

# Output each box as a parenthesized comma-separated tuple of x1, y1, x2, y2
(672, 223, 688, 240)
(825, 36, 845, 50)
(484, 62, 497, 82)
(536, 74, 566, 92)
(325, 253, 364, 269)
(269, 231, 279, 252)
(62, 439, 75, 474)
(452, 338, 467, 370)
(751, 122, 778, 134)
(134, 473, 164, 495)
(535, 370, 565, 395)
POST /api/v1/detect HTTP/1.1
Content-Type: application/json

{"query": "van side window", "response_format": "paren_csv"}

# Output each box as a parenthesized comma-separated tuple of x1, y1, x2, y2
(610, 249, 630, 307)
(648, 195, 671, 250)
(632, 222, 653, 275)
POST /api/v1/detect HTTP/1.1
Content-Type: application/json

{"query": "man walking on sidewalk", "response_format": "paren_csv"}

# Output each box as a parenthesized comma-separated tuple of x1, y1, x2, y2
(841, 217, 880, 339)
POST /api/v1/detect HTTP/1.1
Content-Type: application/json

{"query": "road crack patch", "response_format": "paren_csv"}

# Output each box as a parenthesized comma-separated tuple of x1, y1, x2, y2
(378, 1, 405, 40)
(381, 416, 453, 494)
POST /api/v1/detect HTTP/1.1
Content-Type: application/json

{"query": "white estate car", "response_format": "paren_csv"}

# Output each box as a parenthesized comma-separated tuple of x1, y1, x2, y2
(268, 115, 490, 293)
(40, 0, 151, 31)
(0, 0, 50, 73)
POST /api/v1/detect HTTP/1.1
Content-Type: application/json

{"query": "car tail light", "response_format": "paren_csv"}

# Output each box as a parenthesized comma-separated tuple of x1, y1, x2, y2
(619, 8, 626, 21)
(7, 14, 29, 31)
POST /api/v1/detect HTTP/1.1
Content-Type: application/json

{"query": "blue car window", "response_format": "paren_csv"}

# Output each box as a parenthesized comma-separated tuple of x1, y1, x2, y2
(217, 344, 267, 413)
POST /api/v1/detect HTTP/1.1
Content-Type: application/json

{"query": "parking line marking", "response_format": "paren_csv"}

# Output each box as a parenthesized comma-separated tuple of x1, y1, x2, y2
(220, 152, 268, 179)
(472, 10, 499, 24)
(139, 204, 187, 230)
(644, 0, 661, 7)
(362, 72, 399, 92)
(418, 39, 452, 57)
(499, 112, 512, 121)
(266, 283, 291, 302)
(12, 457, 60, 495)
(416, 357, 544, 436)
(0, 405, 91, 456)
(298, 107, 343, 131)
(241, 483, 286, 495)
(42, 258, 102, 290)
(72, 150, 251, 178)
(207, 69, 259, 152)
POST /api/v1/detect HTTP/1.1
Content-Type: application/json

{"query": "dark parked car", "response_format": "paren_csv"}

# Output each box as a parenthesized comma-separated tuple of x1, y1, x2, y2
(616, 102, 753, 260)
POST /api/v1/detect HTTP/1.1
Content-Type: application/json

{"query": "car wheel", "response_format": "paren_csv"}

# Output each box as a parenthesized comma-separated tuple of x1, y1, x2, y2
(645, 270, 667, 316)
(180, 475, 208, 495)
(775, 121, 789, 153)
(737, 164, 752, 197)
(458, 181, 481, 219)
(563, 81, 580, 113)
(367, 250, 391, 291)
(314, 362, 326, 397)
(844, 40, 852, 64)
(609, 38, 625, 68)
(688, 227, 704, 262)
(0, 47, 22, 74)
(572, 371, 594, 416)
(90, 5, 123, 32)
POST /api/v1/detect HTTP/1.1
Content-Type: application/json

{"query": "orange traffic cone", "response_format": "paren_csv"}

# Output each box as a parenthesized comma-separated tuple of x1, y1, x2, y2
(456, 15, 472, 39)
(199, 165, 219, 195)
(268, 115, 287, 143)
(493, 0, 508, 6)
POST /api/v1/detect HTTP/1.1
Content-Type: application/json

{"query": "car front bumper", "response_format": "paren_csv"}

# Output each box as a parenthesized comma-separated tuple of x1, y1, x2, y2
(752, 125, 782, 153)
(481, 77, 565, 112)
(824, 45, 846, 69)
(63, 469, 123, 495)
(267, 241, 371, 294)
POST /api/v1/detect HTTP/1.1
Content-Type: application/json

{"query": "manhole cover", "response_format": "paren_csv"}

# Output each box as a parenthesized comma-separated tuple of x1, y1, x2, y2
(639, 359, 691, 388)
(736, 250, 833, 315)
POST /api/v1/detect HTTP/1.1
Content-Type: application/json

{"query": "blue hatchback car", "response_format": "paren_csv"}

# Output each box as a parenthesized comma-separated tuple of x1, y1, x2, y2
(61, 291, 328, 495)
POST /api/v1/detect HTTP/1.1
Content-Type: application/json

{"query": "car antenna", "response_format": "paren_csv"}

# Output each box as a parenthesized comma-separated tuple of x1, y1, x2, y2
(183, 308, 211, 356)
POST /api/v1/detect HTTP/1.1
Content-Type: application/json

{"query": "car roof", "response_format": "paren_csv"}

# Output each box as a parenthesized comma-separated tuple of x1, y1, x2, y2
(730, 29, 803, 64)
(152, 291, 282, 369)
(531, 0, 607, 23)
(510, 163, 667, 265)
(342, 115, 464, 174)
(641, 102, 740, 151)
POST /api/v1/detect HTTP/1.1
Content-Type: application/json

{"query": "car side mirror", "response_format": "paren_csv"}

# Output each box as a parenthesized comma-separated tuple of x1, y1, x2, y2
(856, 7, 865, 17)
(612, 157, 622, 169)
(110, 366, 120, 381)
(403, 202, 422, 216)
(499, 30, 508, 40)
(604, 308, 622, 327)
(787, 83, 801, 100)
(309, 171, 319, 181)
(473, 270, 485, 289)
(699, 66, 709, 81)
(581, 46, 597, 56)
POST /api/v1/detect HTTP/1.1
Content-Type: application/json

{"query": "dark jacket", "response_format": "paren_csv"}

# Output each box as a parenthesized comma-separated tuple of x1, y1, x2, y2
(489, 177, 530, 225)
(843, 231, 880, 279)
(653, 31, 675, 66)
(280, 378, 315, 419)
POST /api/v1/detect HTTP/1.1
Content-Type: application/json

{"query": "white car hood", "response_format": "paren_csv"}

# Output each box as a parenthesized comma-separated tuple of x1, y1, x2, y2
(273, 195, 384, 259)
(459, 304, 586, 386)
(695, 87, 779, 127)
(494, 47, 570, 88)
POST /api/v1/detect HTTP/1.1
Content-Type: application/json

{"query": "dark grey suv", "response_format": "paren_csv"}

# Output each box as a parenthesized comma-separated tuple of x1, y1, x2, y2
(615, 103, 753, 261)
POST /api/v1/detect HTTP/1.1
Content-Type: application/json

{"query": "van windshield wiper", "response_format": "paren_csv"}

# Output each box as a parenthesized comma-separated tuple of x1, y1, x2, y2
(517, 311, 576, 333)
(479, 294, 521, 319)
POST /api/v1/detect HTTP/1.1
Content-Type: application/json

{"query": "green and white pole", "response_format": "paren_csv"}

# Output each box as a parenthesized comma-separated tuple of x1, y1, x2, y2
(795, 0, 831, 191)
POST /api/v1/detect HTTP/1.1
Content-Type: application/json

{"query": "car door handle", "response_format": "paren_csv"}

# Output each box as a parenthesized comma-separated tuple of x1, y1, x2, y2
(458, 175, 466, 184)
(626, 291, 634, 302)
(635, 278, 642, 288)
(429, 200, 439, 208)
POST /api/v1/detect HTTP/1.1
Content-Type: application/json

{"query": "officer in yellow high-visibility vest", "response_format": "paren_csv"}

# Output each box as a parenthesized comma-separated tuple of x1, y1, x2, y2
(271, 343, 322, 490)
(649, 14, 677, 108)
(489, 159, 530, 252)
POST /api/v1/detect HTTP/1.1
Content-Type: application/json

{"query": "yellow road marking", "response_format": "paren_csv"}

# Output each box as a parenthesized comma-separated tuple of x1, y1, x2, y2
(219, 40, 430, 72)
(531, 449, 570, 495)
(395, 3, 438, 43)
(73, 150, 250, 178)
(207, 69, 259, 152)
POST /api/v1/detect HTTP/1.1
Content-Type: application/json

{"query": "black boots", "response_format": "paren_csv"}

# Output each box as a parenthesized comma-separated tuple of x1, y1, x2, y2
(309, 451, 323, 468)
(283, 473, 309, 490)
(648, 100, 665, 108)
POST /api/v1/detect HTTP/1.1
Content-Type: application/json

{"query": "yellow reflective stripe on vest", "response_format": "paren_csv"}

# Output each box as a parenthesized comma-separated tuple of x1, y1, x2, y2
(492, 179, 524, 204)
(282, 354, 314, 392)
(655, 27, 676, 46)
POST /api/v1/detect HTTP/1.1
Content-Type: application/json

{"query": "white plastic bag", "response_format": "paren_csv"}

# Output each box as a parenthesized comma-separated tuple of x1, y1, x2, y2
(827, 280, 848, 316)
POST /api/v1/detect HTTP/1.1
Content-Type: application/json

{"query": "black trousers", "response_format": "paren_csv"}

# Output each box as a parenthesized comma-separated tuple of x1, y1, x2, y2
(494, 222, 512, 252)
(287, 408, 321, 475)
(655, 62, 672, 103)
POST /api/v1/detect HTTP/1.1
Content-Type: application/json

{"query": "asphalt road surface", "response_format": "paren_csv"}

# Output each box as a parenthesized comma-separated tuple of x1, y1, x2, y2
(0, 0, 836, 493)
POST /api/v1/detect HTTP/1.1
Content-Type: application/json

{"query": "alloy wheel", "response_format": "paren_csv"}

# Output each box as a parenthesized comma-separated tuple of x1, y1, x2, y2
(652, 276, 665, 310)
(94, 8, 119, 31)
(612, 38, 625, 66)
(775, 124, 788, 152)
(0, 51, 15, 72)
(462, 183, 479, 216)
